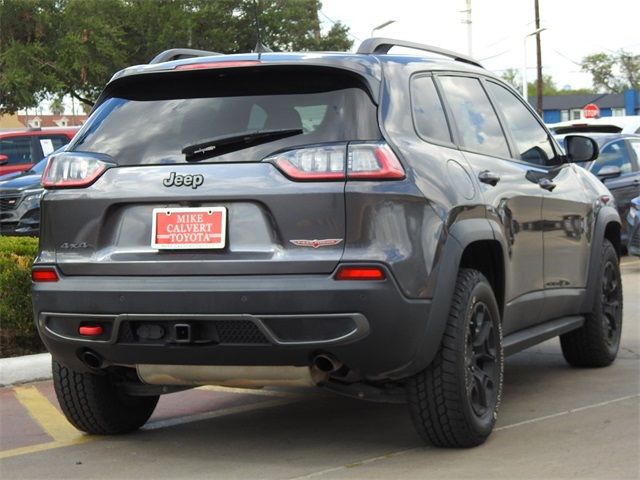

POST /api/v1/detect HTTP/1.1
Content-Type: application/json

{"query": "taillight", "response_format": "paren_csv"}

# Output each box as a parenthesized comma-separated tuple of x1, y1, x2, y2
(335, 266, 386, 281)
(266, 145, 346, 181)
(347, 143, 405, 179)
(32, 268, 59, 282)
(264, 142, 405, 181)
(42, 152, 114, 189)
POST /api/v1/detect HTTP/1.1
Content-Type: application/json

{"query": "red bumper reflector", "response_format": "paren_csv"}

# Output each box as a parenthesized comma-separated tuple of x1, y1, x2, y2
(32, 269, 59, 282)
(335, 266, 386, 281)
(79, 325, 104, 336)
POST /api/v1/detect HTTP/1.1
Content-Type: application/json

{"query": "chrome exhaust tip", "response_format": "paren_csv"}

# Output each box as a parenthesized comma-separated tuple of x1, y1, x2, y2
(312, 354, 343, 373)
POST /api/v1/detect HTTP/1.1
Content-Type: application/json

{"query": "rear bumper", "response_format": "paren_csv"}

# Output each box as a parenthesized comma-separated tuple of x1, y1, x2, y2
(33, 267, 432, 381)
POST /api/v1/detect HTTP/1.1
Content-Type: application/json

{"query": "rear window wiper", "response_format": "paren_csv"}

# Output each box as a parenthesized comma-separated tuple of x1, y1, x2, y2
(182, 128, 303, 162)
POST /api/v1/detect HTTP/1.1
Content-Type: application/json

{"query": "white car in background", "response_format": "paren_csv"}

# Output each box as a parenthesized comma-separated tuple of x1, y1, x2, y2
(548, 115, 640, 135)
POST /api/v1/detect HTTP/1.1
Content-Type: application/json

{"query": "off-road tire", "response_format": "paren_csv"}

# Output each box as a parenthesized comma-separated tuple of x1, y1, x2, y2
(53, 360, 159, 435)
(407, 268, 503, 448)
(560, 239, 623, 367)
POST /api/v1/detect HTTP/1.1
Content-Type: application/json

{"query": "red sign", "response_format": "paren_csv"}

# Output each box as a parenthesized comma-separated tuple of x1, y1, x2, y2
(583, 103, 600, 119)
(152, 207, 226, 249)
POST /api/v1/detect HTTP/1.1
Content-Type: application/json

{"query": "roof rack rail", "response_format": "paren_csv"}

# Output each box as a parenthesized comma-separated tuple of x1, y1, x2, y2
(356, 37, 483, 69)
(149, 48, 222, 64)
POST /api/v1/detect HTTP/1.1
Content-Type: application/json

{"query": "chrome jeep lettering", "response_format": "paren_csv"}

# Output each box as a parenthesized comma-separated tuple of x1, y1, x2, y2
(162, 172, 204, 189)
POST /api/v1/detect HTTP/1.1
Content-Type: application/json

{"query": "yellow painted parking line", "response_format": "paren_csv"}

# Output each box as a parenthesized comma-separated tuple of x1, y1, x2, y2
(0, 439, 89, 460)
(1, 386, 92, 460)
(12, 386, 85, 443)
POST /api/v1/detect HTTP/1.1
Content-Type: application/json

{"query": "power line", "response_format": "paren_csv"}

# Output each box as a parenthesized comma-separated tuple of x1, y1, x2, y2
(550, 48, 581, 66)
(318, 10, 362, 42)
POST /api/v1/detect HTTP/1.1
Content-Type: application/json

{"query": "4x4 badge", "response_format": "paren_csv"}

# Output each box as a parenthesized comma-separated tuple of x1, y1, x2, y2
(290, 239, 343, 248)
(162, 172, 204, 189)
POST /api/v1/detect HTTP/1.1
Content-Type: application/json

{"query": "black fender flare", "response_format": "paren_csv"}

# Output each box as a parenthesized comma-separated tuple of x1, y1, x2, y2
(405, 218, 509, 377)
(580, 205, 621, 313)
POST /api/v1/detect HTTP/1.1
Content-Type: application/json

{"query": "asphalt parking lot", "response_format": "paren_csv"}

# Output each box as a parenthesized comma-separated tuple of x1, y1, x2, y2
(1, 257, 638, 480)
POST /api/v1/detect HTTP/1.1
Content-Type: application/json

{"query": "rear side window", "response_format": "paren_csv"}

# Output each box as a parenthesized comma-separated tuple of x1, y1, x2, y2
(71, 68, 380, 166)
(591, 140, 633, 175)
(0, 137, 34, 164)
(411, 76, 451, 144)
(486, 82, 559, 166)
(438, 76, 510, 158)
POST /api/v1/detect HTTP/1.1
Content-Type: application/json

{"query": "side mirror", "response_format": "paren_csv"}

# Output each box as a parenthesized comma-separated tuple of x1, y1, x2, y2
(0, 154, 8, 165)
(596, 165, 622, 181)
(564, 135, 599, 163)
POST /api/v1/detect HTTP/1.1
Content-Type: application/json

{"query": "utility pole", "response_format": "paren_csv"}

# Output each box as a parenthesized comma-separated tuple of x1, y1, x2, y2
(461, 0, 472, 57)
(534, 0, 543, 116)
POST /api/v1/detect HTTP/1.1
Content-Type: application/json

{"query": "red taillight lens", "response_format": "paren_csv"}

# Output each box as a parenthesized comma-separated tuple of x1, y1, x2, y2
(348, 143, 405, 180)
(79, 325, 104, 336)
(265, 142, 405, 182)
(175, 61, 261, 71)
(32, 268, 59, 282)
(42, 152, 114, 189)
(335, 266, 386, 281)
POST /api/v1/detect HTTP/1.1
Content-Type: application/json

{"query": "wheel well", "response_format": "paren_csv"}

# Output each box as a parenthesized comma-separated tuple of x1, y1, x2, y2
(460, 240, 505, 316)
(604, 222, 621, 257)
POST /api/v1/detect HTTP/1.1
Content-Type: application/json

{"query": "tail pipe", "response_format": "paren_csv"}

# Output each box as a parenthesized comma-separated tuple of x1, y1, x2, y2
(312, 353, 343, 373)
(80, 350, 103, 369)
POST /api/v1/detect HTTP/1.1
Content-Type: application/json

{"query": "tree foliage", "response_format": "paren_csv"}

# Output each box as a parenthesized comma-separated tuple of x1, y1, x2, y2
(0, 0, 353, 114)
(581, 50, 640, 93)
(500, 68, 592, 97)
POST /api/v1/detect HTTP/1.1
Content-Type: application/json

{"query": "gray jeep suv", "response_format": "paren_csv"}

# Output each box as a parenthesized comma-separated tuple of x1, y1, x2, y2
(33, 38, 623, 448)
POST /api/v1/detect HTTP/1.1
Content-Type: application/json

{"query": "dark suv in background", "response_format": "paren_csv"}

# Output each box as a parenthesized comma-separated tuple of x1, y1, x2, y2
(555, 133, 640, 250)
(33, 38, 623, 448)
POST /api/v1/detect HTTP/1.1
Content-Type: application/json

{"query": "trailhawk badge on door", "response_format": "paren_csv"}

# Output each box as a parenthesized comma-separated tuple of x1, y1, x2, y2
(152, 207, 226, 249)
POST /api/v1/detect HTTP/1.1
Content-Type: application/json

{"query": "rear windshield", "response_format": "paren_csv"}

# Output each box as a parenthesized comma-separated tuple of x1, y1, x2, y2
(70, 67, 380, 165)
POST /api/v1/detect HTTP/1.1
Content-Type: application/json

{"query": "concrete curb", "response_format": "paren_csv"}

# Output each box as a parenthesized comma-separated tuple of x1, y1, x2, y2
(0, 353, 52, 387)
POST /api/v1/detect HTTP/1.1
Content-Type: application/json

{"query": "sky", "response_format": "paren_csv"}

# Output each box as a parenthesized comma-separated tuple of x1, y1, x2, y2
(319, 0, 640, 90)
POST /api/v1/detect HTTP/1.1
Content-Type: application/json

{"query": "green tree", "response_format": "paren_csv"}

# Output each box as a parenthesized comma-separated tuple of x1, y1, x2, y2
(0, 0, 353, 114)
(581, 50, 640, 93)
(49, 95, 65, 115)
(500, 68, 521, 91)
(500, 70, 592, 98)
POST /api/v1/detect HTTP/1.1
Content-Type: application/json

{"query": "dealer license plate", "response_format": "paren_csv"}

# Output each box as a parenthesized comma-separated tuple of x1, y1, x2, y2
(151, 207, 227, 249)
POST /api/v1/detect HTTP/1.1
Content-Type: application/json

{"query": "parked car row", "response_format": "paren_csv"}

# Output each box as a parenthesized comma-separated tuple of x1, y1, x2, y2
(628, 196, 640, 256)
(548, 116, 640, 135)
(0, 145, 68, 235)
(0, 127, 77, 176)
(551, 125, 640, 253)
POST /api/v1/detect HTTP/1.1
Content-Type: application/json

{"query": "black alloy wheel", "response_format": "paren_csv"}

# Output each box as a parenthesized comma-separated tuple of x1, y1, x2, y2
(601, 260, 622, 349)
(466, 301, 499, 419)
(560, 239, 623, 367)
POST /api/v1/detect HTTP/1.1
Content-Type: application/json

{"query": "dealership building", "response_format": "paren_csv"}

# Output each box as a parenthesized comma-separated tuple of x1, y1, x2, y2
(531, 88, 639, 123)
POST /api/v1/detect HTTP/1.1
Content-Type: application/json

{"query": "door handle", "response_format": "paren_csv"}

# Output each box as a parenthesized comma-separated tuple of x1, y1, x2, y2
(538, 178, 556, 191)
(478, 170, 501, 186)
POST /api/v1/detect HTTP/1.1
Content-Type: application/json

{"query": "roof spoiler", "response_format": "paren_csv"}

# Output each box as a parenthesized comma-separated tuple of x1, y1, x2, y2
(357, 37, 483, 69)
(149, 48, 222, 64)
